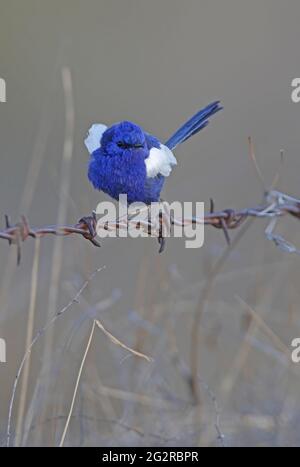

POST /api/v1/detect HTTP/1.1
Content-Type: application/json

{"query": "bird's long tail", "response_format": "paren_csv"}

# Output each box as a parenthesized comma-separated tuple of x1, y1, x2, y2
(165, 101, 222, 150)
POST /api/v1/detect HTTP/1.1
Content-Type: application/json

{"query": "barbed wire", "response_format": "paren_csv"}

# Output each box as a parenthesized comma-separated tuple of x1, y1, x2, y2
(1, 189, 300, 263)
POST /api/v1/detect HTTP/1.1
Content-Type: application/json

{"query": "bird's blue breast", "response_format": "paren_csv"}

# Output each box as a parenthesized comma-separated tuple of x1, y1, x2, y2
(88, 136, 165, 204)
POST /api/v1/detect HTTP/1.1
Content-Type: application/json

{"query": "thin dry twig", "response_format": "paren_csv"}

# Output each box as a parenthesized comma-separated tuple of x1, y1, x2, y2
(15, 239, 41, 446)
(59, 321, 97, 447)
(95, 319, 153, 363)
(248, 136, 266, 190)
(166, 315, 225, 446)
(189, 217, 255, 404)
(39, 66, 76, 443)
(21, 413, 177, 445)
(235, 295, 293, 360)
(59, 319, 152, 447)
(6, 267, 105, 447)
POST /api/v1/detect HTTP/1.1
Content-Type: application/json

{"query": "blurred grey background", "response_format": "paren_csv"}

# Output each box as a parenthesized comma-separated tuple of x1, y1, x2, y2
(1, 0, 300, 447)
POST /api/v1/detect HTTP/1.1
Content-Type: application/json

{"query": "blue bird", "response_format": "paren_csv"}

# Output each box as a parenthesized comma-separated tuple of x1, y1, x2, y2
(85, 101, 222, 205)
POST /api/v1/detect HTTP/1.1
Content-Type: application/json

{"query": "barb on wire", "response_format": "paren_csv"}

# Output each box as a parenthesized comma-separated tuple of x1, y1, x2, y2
(1, 189, 300, 263)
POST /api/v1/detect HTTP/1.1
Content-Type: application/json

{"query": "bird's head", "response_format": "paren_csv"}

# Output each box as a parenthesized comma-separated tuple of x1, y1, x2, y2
(100, 121, 147, 157)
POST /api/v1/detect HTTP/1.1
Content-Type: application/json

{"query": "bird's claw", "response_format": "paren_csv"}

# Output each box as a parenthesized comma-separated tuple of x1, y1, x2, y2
(158, 235, 166, 254)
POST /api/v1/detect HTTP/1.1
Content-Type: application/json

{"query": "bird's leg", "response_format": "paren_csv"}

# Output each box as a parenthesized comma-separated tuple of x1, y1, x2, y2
(157, 199, 170, 254)
(158, 217, 166, 253)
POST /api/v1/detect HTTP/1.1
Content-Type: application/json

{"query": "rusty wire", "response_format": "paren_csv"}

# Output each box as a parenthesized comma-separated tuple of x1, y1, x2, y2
(1, 189, 300, 264)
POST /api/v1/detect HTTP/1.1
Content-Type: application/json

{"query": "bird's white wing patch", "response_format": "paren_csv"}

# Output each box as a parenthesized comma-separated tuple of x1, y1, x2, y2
(145, 144, 177, 178)
(84, 123, 107, 154)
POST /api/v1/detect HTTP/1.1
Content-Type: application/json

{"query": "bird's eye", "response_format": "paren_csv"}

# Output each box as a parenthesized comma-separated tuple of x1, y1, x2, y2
(117, 142, 128, 149)
(117, 142, 143, 149)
